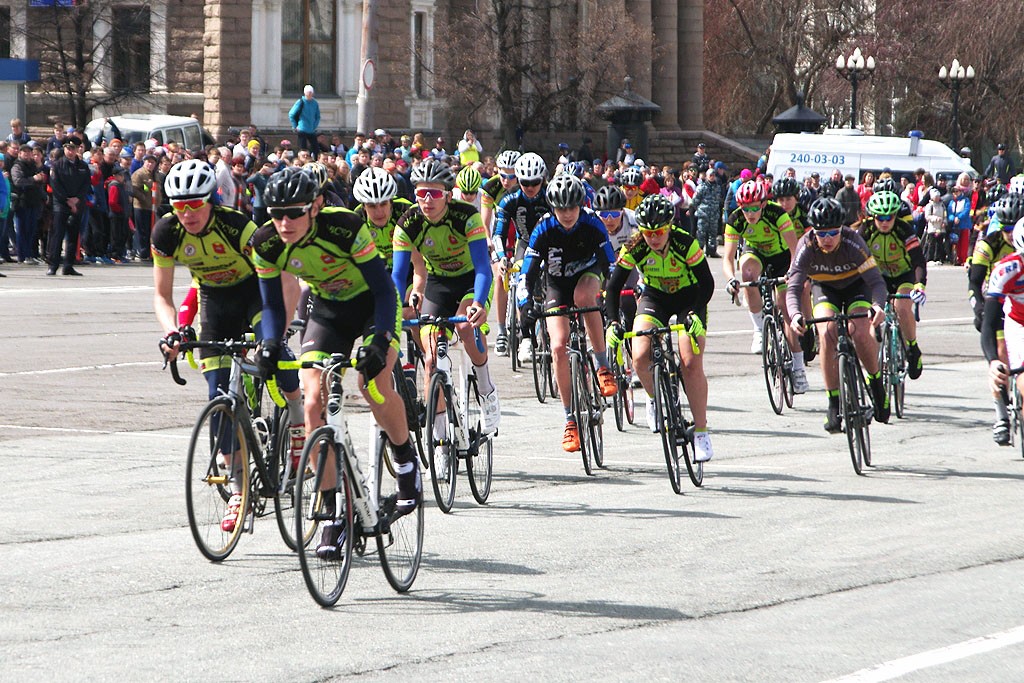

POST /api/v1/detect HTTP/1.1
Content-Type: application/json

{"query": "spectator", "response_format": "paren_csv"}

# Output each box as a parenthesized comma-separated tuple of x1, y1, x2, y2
(691, 141, 710, 174)
(457, 129, 483, 166)
(396, 134, 413, 163)
(384, 157, 412, 202)
(836, 174, 860, 225)
(106, 166, 130, 263)
(131, 154, 158, 262)
(659, 169, 685, 226)
(6, 118, 30, 145)
(856, 171, 875, 210)
(724, 168, 750, 219)
(429, 137, 447, 161)
(985, 143, 1015, 184)
(331, 160, 354, 207)
(576, 137, 594, 167)
(11, 143, 44, 263)
(691, 167, 724, 257)
(345, 132, 366, 166)
(819, 168, 844, 199)
(288, 84, 322, 159)
(947, 181, 973, 265)
(247, 160, 275, 225)
(45, 122, 68, 159)
(350, 146, 371, 181)
(923, 188, 948, 263)
(0, 153, 9, 270)
(588, 159, 606, 191)
(556, 142, 571, 165)
(48, 136, 91, 276)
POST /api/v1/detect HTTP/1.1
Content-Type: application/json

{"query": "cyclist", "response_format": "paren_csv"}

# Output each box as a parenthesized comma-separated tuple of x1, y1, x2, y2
(351, 166, 418, 284)
(391, 157, 501, 437)
(595, 185, 639, 333)
(453, 165, 483, 210)
(982, 218, 1024, 443)
(153, 159, 304, 534)
(873, 176, 914, 221)
(250, 167, 419, 559)
(492, 152, 551, 358)
(772, 177, 808, 233)
(480, 150, 521, 351)
(722, 180, 808, 392)
(517, 174, 617, 452)
(605, 194, 716, 461)
(860, 190, 928, 379)
(787, 197, 888, 433)
(565, 160, 596, 208)
(620, 166, 645, 210)
(972, 195, 1024, 444)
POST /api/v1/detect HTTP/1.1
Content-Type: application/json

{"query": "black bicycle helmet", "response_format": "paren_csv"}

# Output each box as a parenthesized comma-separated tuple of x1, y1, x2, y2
(807, 197, 846, 230)
(593, 185, 626, 211)
(409, 157, 455, 189)
(986, 183, 1007, 205)
(635, 194, 676, 228)
(798, 187, 815, 211)
(545, 174, 586, 209)
(993, 195, 1024, 227)
(619, 166, 643, 187)
(264, 166, 320, 206)
(772, 176, 801, 199)
(873, 177, 899, 194)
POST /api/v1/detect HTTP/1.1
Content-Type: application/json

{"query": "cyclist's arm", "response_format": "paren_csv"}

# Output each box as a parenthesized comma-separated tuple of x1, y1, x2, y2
(491, 198, 511, 257)
(469, 238, 493, 305)
(967, 262, 988, 315)
(392, 249, 412, 300)
(981, 295, 1003, 362)
(693, 256, 715, 308)
(605, 263, 630, 323)
(177, 282, 199, 327)
(909, 241, 927, 286)
(259, 274, 288, 341)
(153, 263, 178, 335)
(784, 246, 809, 315)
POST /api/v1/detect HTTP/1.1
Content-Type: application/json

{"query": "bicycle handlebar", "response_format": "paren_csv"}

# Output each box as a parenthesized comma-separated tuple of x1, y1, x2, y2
(278, 355, 384, 404)
(623, 313, 701, 355)
(539, 305, 605, 318)
(804, 310, 872, 325)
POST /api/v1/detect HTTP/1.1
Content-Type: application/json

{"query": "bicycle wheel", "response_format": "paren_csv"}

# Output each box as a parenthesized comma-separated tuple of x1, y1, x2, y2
(532, 320, 549, 403)
(465, 377, 493, 503)
(622, 341, 636, 425)
(507, 296, 520, 372)
(1015, 386, 1024, 459)
(653, 365, 684, 494)
(295, 426, 353, 607)
(761, 316, 784, 415)
(273, 409, 309, 552)
(877, 323, 892, 416)
(571, 354, 595, 476)
(586, 358, 606, 468)
(375, 438, 424, 593)
(394, 363, 426, 471)
(892, 329, 907, 419)
(781, 330, 795, 410)
(839, 355, 870, 475)
(185, 397, 250, 562)
(426, 373, 457, 513)
(675, 372, 702, 488)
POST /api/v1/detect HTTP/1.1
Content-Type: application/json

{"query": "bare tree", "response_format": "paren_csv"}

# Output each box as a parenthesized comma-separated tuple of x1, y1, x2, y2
(21, 1, 160, 128)
(430, 0, 651, 150)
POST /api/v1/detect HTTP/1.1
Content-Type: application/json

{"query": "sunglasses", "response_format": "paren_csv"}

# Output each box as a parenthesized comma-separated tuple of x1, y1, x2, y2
(268, 203, 312, 220)
(814, 228, 842, 237)
(499, 172, 517, 180)
(598, 210, 622, 220)
(170, 197, 209, 212)
(415, 187, 446, 200)
(874, 214, 894, 221)
(639, 225, 669, 237)
(740, 204, 764, 213)
(520, 179, 542, 188)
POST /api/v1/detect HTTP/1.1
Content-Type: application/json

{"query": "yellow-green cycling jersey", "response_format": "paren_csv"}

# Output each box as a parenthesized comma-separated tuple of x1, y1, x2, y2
(150, 206, 258, 287)
(614, 227, 706, 294)
(724, 201, 795, 257)
(353, 197, 413, 268)
(393, 200, 488, 277)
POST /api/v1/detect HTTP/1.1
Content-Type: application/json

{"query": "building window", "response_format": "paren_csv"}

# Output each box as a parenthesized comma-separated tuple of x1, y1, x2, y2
(282, 0, 336, 96)
(0, 8, 9, 59)
(112, 6, 151, 93)
(413, 11, 426, 97)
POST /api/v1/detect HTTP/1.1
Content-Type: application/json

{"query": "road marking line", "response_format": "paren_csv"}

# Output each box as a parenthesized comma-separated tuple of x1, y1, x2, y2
(0, 361, 160, 377)
(0, 424, 189, 439)
(706, 316, 970, 338)
(0, 285, 155, 295)
(824, 624, 1024, 682)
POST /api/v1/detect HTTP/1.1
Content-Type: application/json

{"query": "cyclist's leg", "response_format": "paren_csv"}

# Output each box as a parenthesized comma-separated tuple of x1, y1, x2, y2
(632, 293, 668, 432)
(738, 250, 765, 315)
(547, 278, 576, 417)
(678, 311, 709, 429)
(811, 283, 843, 429)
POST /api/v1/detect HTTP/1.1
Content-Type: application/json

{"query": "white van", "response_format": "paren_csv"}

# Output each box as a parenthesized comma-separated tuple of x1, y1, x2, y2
(766, 130, 976, 184)
(83, 114, 214, 151)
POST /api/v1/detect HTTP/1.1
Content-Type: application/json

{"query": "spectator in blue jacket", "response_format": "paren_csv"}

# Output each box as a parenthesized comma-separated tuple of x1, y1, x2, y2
(288, 84, 322, 160)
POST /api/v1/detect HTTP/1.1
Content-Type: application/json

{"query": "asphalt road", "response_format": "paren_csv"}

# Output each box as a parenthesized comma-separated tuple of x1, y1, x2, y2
(2, 260, 1023, 682)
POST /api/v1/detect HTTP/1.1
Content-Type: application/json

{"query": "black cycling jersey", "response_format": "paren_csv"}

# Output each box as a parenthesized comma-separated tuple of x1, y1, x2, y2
(493, 187, 551, 254)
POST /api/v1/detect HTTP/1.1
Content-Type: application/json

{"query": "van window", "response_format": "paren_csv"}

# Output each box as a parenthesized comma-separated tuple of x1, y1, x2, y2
(150, 131, 164, 145)
(163, 127, 185, 145)
(183, 125, 201, 151)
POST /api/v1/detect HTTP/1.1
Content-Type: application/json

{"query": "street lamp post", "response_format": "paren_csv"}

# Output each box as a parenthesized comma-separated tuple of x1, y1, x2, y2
(835, 47, 876, 129)
(938, 59, 975, 152)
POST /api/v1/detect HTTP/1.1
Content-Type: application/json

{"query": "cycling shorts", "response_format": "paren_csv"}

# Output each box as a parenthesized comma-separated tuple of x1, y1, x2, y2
(810, 279, 873, 317)
(199, 277, 261, 364)
(544, 263, 604, 309)
(422, 272, 491, 319)
(740, 247, 791, 283)
(302, 291, 402, 361)
(882, 272, 915, 295)
(636, 286, 708, 330)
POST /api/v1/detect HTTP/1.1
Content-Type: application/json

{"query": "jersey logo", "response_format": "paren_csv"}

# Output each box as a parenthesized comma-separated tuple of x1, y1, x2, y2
(448, 235, 459, 246)
(212, 243, 226, 254)
(424, 237, 435, 248)
(290, 258, 303, 269)
(321, 254, 336, 264)
(184, 244, 196, 257)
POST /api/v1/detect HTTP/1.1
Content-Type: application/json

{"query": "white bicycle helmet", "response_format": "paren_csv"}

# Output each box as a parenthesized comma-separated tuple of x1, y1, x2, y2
(1010, 174, 1024, 194)
(514, 152, 547, 183)
(1013, 216, 1024, 253)
(352, 167, 398, 204)
(495, 150, 521, 171)
(164, 159, 217, 200)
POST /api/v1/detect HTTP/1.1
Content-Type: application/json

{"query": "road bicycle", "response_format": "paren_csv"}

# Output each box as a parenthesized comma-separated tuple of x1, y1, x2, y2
(503, 259, 523, 372)
(625, 316, 703, 493)
(279, 354, 424, 607)
(610, 288, 636, 432)
(529, 310, 558, 404)
(876, 293, 917, 419)
(737, 271, 794, 415)
(416, 314, 494, 512)
(806, 310, 874, 475)
(164, 335, 303, 561)
(540, 305, 606, 475)
(998, 366, 1024, 458)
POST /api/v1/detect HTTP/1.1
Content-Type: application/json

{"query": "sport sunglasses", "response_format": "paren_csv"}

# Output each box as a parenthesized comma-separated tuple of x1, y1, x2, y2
(814, 227, 842, 237)
(638, 224, 670, 237)
(874, 214, 895, 221)
(499, 172, 517, 180)
(415, 188, 446, 200)
(740, 204, 764, 213)
(519, 179, 543, 188)
(170, 197, 209, 212)
(598, 210, 622, 220)
(268, 203, 313, 220)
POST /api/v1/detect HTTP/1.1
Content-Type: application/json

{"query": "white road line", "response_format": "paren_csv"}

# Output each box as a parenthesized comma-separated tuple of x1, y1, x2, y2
(0, 424, 189, 439)
(0, 285, 155, 295)
(704, 316, 970, 338)
(0, 361, 160, 377)
(824, 624, 1024, 682)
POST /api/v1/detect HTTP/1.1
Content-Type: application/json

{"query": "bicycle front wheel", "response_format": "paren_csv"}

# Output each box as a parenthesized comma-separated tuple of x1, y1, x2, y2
(532, 321, 549, 403)
(762, 316, 785, 415)
(273, 409, 311, 552)
(892, 329, 907, 419)
(185, 397, 250, 562)
(507, 296, 520, 372)
(1015, 386, 1024, 459)
(571, 354, 595, 476)
(375, 438, 424, 593)
(295, 426, 353, 607)
(426, 373, 458, 512)
(465, 377, 493, 503)
(839, 355, 870, 475)
(654, 365, 684, 494)
(587, 358, 606, 468)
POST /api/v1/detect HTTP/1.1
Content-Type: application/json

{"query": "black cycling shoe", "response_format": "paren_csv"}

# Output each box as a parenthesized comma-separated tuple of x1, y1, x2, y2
(906, 343, 923, 380)
(993, 419, 1011, 446)
(824, 400, 842, 433)
(870, 377, 890, 424)
(315, 520, 347, 561)
(394, 462, 421, 518)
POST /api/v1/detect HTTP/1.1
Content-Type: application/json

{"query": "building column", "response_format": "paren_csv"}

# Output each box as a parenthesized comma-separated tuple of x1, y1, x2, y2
(651, 0, 679, 130)
(678, 0, 703, 130)
(633, 0, 653, 102)
(204, 0, 253, 137)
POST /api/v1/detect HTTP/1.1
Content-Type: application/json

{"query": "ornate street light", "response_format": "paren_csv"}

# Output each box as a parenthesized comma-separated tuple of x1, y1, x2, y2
(835, 47, 876, 129)
(938, 59, 975, 151)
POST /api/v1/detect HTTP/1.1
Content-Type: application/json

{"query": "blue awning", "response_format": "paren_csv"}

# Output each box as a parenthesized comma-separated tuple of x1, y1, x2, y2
(0, 59, 40, 83)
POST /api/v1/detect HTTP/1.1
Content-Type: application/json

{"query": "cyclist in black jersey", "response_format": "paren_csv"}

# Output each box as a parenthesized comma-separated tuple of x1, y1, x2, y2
(153, 159, 304, 534)
(491, 152, 550, 355)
